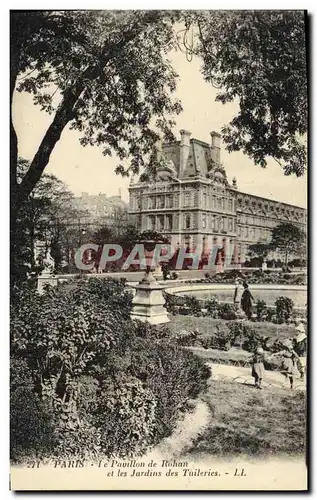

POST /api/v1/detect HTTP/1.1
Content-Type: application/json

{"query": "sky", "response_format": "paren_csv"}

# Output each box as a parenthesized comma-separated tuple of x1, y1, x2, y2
(12, 46, 307, 209)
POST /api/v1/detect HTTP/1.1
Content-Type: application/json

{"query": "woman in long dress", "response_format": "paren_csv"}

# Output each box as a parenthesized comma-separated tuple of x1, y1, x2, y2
(233, 278, 243, 306)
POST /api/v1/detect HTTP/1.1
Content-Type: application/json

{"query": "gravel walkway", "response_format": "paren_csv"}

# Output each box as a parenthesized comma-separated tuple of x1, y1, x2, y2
(209, 363, 306, 391)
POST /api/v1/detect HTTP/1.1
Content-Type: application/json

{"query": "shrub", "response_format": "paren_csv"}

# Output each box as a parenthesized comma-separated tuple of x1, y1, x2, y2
(11, 279, 210, 461)
(205, 298, 219, 318)
(174, 329, 200, 347)
(10, 358, 56, 462)
(256, 299, 267, 321)
(275, 296, 294, 323)
(241, 331, 261, 352)
(218, 303, 238, 320)
(185, 296, 203, 316)
(171, 271, 179, 280)
(204, 272, 211, 279)
(89, 374, 157, 457)
(164, 293, 183, 315)
(124, 337, 211, 439)
(227, 322, 260, 351)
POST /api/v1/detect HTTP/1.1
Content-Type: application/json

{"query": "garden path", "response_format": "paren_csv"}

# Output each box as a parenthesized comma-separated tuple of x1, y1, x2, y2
(208, 363, 306, 391)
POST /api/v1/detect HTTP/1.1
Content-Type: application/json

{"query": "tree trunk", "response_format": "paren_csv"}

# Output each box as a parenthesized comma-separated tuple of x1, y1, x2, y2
(285, 249, 288, 267)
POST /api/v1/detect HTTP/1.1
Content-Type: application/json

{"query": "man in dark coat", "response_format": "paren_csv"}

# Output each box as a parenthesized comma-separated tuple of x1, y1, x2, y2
(241, 281, 254, 319)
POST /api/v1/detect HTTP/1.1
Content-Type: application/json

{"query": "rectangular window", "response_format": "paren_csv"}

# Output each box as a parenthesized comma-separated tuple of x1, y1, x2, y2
(148, 216, 155, 230)
(166, 196, 172, 208)
(202, 193, 206, 208)
(184, 193, 191, 207)
(158, 215, 164, 231)
(202, 213, 206, 229)
(228, 218, 233, 231)
(228, 199, 233, 212)
(166, 215, 172, 231)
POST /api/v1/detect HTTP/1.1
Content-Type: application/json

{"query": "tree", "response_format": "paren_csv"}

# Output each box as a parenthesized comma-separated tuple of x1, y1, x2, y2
(11, 11, 181, 213)
(270, 223, 305, 266)
(247, 242, 270, 265)
(15, 158, 90, 275)
(184, 10, 307, 176)
(10, 10, 182, 283)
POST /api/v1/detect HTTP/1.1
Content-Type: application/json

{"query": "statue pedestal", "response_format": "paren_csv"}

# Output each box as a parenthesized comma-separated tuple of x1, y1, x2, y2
(37, 272, 58, 294)
(130, 271, 170, 325)
(153, 264, 163, 280)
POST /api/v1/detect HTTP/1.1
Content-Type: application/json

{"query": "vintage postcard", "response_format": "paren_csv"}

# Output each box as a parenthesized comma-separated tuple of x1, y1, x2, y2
(10, 9, 308, 491)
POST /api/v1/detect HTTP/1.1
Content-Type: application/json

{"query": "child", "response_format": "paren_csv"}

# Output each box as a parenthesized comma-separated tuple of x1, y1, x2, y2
(271, 339, 300, 389)
(293, 321, 307, 379)
(250, 347, 266, 389)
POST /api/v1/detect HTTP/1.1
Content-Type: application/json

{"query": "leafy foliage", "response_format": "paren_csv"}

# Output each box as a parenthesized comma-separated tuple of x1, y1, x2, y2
(217, 303, 238, 320)
(205, 297, 219, 318)
(11, 11, 182, 208)
(255, 299, 268, 321)
(10, 357, 56, 461)
(270, 223, 305, 266)
(10, 278, 210, 460)
(190, 10, 307, 176)
(247, 243, 270, 264)
(275, 296, 294, 323)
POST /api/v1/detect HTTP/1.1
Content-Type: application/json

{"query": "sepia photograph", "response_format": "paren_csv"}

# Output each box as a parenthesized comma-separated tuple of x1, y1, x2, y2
(9, 8, 308, 491)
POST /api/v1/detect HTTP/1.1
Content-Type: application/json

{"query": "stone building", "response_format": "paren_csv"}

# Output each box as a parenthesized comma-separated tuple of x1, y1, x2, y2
(73, 191, 128, 228)
(128, 130, 307, 264)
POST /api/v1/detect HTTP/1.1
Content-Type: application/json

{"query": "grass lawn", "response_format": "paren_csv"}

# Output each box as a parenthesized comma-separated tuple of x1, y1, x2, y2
(170, 315, 297, 340)
(188, 379, 306, 458)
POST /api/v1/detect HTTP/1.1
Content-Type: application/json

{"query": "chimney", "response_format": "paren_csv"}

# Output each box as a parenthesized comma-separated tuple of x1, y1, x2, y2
(179, 130, 191, 177)
(210, 131, 221, 165)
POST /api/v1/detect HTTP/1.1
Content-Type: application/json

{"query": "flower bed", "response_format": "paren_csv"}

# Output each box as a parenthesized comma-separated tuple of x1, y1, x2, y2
(168, 269, 307, 286)
(164, 291, 307, 325)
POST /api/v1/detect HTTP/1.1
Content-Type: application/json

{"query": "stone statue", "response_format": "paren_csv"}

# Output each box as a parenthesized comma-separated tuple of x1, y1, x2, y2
(42, 250, 55, 274)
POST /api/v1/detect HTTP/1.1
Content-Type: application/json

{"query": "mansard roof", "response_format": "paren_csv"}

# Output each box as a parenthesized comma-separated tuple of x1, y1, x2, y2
(161, 137, 230, 186)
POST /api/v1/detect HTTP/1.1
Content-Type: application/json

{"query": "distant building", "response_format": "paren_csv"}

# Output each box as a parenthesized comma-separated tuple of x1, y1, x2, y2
(73, 191, 128, 227)
(128, 130, 307, 264)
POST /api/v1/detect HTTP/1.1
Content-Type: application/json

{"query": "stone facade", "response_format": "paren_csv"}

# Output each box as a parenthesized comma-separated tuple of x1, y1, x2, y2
(129, 131, 307, 264)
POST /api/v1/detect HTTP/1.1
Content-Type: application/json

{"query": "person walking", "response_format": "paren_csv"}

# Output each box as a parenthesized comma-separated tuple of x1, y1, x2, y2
(240, 281, 254, 320)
